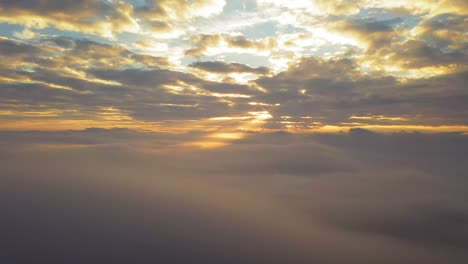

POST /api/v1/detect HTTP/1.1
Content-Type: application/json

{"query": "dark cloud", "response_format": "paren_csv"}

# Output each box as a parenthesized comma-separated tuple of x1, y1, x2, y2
(387, 39, 467, 68)
(417, 13, 467, 50)
(0, 0, 106, 14)
(91, 68, 195, 88)
(225, 34, 277, 50)
(0, 37, 40, 57)
(189, 61, 271, 75)
(185, 34, 277, 57)
(333, 17, 404, 52)
(346, 17, 404, 33)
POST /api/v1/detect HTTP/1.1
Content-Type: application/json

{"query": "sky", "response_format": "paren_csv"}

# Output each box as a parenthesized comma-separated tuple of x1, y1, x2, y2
(0, 0, 467, 263)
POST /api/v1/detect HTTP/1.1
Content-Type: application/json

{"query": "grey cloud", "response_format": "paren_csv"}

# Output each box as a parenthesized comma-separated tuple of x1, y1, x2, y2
(0, 0, 107, 13)
(347, 17, 404, 32)
(185, 34, 277, 57)
(418, 13, 467, 50)
(42, 35, 76, 48)
(225, 34, 276, 49)
(91, 68, 195, 88)
(147, 20, 173, 32)
(388, 39, 467, 68)
(185, 34, 222, 57)
(423, 13, 467, 31)
(0, 37, 40, 56)
(0, 82, 78, 106)
(131, 54, 170, 67)
(189, 61, 271, 75)
(201, 81, 260, 94)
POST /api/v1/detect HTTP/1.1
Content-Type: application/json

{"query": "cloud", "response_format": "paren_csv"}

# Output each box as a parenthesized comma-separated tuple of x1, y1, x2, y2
(1, 2, 467, 263)
(136, 0, 225, 21)
(1, 35, 466, 132)
(0, 0, 227, 39)
(0, 37, 264, 129)
(185, 34, 277, 57)
(1, 129, 467, 263)
(0, 0, 467, 133)
(329, 12, 467, 72)
(332, 17, 405, 52)
(385, 39, 467, 68)
(412, 13, 468, 52)
(347, 17, 404, 33)
(0, 36, 41, 58)
(253, 56, 468, 128)
(189, 61, 271, 75)
(13, 28, 39, 40)
(0, 0, 140, 38)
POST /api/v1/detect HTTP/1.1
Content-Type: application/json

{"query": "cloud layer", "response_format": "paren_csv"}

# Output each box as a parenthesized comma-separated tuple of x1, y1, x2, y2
(1, 129, 468, 263)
